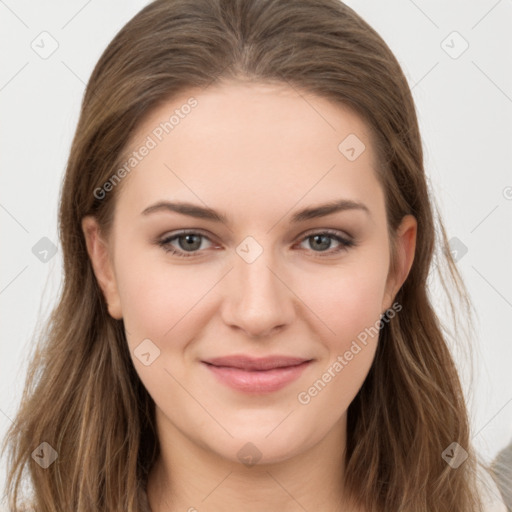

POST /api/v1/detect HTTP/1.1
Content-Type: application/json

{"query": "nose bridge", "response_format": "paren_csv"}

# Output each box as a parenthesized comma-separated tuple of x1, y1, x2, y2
(221, 234, 295, 337)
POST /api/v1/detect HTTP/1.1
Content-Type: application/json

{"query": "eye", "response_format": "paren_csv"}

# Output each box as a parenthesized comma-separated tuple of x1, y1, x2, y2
(296, 229, 355, 256)
(157, 229, 356, 258)
(157, 230, 215, 258)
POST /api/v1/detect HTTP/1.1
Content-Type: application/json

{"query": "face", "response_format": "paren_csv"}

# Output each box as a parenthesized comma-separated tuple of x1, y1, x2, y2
(83, 80, 416, 466)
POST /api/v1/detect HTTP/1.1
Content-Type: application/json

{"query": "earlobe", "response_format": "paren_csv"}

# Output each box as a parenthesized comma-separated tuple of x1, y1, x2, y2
(382, 214, 417, 312)
(81, 216, 123, 320)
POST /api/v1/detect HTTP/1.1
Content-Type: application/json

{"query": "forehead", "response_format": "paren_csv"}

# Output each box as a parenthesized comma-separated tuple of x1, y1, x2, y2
(114, 80, 385, 226)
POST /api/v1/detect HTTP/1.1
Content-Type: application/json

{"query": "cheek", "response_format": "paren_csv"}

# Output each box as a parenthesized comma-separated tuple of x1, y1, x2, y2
(306, 261, 389, 342)
(116, 260, 208, 402)
(118, 268, 199, 340)
(296, 270, 386, 416)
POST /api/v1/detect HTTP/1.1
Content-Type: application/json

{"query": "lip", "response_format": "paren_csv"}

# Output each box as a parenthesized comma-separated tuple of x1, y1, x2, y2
(202, 355, 312, 393)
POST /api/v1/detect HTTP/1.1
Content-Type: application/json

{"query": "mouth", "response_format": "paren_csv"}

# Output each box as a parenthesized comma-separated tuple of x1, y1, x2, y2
(201, 355, 313, 393)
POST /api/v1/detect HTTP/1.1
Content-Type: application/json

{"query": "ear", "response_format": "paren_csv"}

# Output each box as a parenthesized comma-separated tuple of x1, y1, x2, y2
(381, 214, 417, 312)
(81, 216, 123, 319)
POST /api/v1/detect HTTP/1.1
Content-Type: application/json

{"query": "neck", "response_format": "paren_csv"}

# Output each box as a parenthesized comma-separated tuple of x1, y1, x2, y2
(146, 411, 358, 512)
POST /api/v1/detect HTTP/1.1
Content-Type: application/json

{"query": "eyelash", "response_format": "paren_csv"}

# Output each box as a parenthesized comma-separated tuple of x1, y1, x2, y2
(156, 229, 356, 258)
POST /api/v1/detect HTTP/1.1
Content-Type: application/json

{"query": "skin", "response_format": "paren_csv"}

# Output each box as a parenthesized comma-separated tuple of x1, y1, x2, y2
(82, 79, 417, 512)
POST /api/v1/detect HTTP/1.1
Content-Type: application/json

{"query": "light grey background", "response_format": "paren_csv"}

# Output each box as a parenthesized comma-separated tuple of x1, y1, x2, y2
(1, 0, 511, 498)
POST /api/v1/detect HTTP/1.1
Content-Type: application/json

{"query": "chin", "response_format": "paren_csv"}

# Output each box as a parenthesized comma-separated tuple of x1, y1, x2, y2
(203, 425, 317, 467)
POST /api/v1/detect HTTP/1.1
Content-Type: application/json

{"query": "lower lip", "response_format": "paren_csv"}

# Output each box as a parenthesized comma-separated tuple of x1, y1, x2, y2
(203, 361, 311, 393)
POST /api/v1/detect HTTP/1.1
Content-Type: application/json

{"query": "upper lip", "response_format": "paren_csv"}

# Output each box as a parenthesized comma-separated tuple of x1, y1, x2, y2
(202, 355, 312, 371)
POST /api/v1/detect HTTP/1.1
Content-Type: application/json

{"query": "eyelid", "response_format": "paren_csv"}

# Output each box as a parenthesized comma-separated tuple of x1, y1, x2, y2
(298, 226, 353, 241)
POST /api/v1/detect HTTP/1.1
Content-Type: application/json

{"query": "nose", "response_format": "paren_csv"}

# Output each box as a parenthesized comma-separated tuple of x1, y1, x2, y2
(220, 244, 296, 339)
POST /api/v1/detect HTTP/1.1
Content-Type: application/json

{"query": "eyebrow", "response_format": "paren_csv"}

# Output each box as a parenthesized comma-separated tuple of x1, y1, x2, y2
(140, 199, 370, 224)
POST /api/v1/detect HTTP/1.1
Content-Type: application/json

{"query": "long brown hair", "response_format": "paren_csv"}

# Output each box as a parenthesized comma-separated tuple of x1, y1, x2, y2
(1, 0, 486, 510)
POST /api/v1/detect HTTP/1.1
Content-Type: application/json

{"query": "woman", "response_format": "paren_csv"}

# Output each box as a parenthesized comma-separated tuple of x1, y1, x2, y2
(1, 0, 503, 510)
